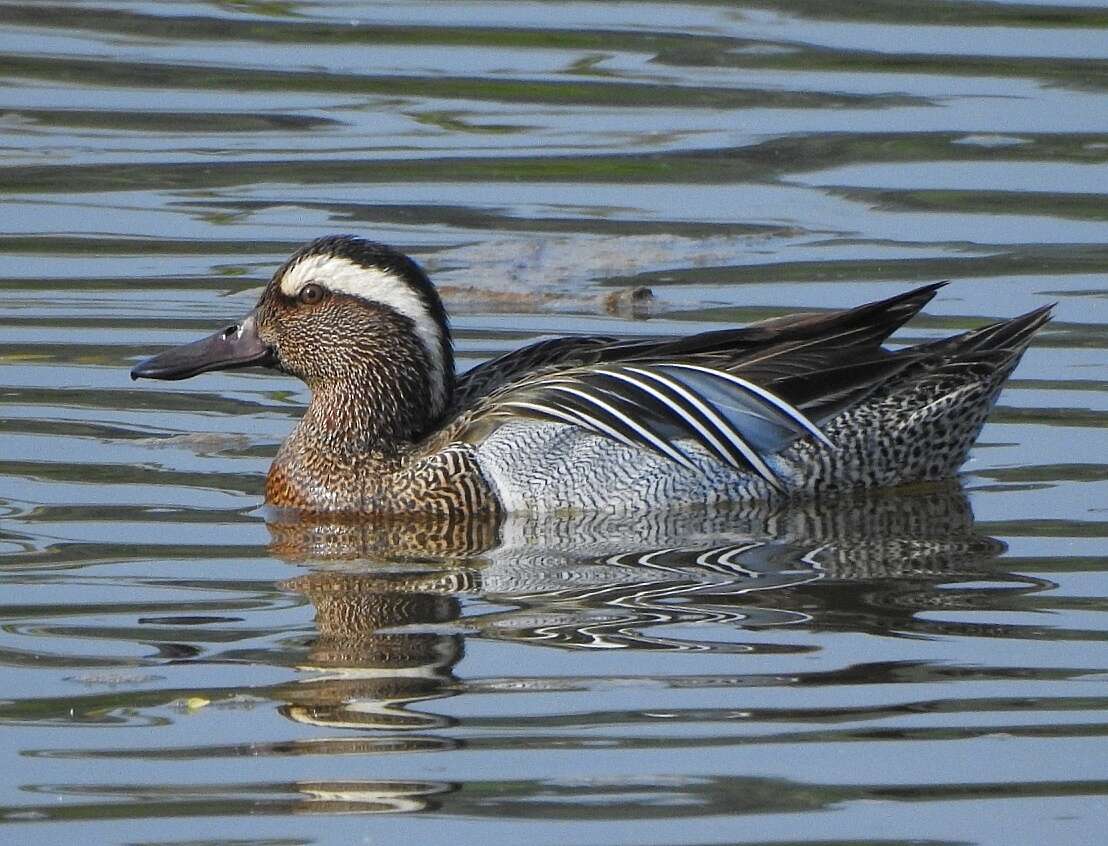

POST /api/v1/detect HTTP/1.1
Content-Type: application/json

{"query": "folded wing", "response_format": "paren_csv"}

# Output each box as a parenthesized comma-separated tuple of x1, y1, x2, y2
(462, 361, 834, 490)
(447, 283, 956, 486)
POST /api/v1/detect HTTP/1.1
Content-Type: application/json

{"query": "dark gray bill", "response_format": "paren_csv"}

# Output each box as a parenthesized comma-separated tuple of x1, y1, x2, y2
(130, 312, 275, 381)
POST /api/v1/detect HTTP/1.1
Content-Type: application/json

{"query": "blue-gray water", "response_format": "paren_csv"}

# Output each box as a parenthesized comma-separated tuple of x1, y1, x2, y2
(1, 2, 1107, 844)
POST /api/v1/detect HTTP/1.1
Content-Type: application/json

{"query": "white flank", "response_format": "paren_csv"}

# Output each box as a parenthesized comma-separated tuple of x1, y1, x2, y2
(280, 253, 447, 412)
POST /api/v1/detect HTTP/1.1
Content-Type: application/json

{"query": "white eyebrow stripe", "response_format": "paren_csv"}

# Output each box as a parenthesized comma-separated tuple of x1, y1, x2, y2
(279, 253, 447, 413)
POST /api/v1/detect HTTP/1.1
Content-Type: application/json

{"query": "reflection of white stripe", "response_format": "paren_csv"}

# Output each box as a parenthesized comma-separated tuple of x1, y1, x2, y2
(620, 366, 781, 489)
(279, 253, 446, 413)
(663, 363, 832, 447)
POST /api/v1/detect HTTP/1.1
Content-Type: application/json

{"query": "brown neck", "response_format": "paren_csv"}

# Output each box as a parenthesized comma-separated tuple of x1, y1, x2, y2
(266, 375, 426, 511)
(294, 368, 436, 459)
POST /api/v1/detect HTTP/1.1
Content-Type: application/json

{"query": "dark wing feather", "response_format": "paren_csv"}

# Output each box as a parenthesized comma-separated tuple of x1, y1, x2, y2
(764, 353, 918, 419)
(455, 335, 620, 408)
(454, 282, 945, 408)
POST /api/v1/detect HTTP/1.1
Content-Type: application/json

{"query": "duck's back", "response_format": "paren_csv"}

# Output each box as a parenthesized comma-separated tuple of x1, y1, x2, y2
(458, 302, 1051, 513)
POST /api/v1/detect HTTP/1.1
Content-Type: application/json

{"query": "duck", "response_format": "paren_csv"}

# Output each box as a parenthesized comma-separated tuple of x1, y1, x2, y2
(131, 234, 1052, 516)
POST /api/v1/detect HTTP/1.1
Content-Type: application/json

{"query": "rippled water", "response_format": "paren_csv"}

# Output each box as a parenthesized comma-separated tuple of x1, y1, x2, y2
(2, 2, 1107, 844)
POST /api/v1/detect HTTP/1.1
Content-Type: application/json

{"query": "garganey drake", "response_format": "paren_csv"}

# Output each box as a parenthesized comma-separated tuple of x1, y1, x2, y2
(131, 235, 1051, 516)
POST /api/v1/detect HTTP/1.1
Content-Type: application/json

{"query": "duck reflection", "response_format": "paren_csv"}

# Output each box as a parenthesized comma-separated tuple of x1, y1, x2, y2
(276, 570, 469, 733)
(270, 484, 1049, 740)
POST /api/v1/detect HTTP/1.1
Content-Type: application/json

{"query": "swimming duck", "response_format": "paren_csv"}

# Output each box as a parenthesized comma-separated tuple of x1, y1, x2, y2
(131, 235, 1051, 515)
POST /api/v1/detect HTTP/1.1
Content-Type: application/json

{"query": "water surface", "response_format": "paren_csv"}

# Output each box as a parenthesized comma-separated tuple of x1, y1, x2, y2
(1, 1, 1106, 844)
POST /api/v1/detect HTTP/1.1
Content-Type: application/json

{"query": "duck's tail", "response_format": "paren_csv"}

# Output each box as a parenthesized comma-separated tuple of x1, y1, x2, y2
(918, 301, 1054, 359)
(792, 302, 1053, 495)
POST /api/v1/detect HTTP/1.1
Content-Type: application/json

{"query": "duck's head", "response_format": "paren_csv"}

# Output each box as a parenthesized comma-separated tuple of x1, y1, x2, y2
(132, 235, 455, 439)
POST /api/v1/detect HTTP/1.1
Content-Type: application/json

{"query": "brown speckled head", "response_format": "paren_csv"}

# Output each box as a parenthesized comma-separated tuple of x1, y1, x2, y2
(257, 235, 456, 448)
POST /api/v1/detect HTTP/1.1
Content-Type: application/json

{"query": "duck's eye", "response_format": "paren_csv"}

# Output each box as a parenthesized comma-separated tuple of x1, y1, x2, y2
(298, 283, 326, 305)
